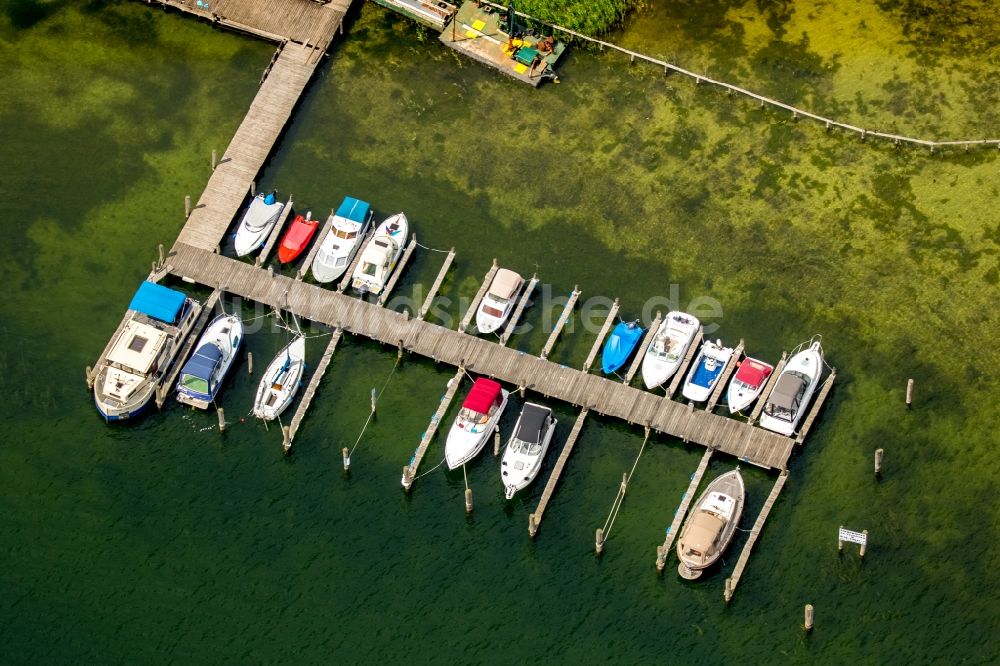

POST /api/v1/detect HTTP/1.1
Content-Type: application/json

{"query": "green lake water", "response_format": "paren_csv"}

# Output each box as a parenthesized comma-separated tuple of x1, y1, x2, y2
(1, 1, 998, 662)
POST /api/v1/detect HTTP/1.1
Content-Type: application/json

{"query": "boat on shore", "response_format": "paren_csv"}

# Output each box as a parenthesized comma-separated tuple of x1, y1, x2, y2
(310, 196, 373, 283)
(277, 211, 318, 264)
(759, 337, 824, 436)
(93, 281, 202, 421)
(726, 357, 774, 413)
(475, 268, 524, 334)
(445, 377, 508, 470)
(351, 213, 408, 295)
(676, 469, 745, 579)
(175, 314, 243, 409)
(500, 402, 557, 499)
(682, 340, 734, 402)
(252, 336, 306, 421)
(233, 191, 285, 257)
(641, 311, 700, 389)
(602, 320, 644, 374)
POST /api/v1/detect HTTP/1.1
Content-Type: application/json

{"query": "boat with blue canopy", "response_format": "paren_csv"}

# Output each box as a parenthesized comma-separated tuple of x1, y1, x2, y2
(601, 320, 645, 374)
(682, 339, 734, 403)
(175, 313, 244, 409)
(93, 281, 202, 421)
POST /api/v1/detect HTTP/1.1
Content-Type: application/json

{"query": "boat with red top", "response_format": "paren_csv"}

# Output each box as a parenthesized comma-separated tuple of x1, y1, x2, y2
(445, 377, 509, 470)
(726, 356, 774, 413)
(277, 210, 318, 264)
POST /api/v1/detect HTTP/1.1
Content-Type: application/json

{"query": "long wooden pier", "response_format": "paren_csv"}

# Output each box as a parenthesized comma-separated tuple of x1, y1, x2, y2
(624, 311, 661, 384)
(539, 286, 579, 360)
(459, 260, 498, 332)
(338, 225, 375, 293)
(795, 370, 836, 444)
(286, 327, 343, 450)
(528, 408, 589, 537)
(417, 248, 456, 320)
(655, 447, 713, 571)
(724, 470, 788, 601)
(377, 235, 418, 306)
(402, 367, 465, 489)
(154, 287, 222, 407)
(582, 299, 619, 373)
(499, 275, 538, 346)
(257, 197, 295, 265)
(748, 351, 786, 422)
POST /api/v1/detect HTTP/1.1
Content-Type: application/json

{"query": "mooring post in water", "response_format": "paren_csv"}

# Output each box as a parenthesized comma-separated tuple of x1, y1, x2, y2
(217, 406, 226, 433)
(211, 149, 217, 171)
(370, 387, 377, 415)
(528, 513, 538, 538)
(465, 488, 473, 514)
(519, 385, 526, 398)
(250, 181, 256, 197)
(620, 472, 628, 496)
(875, 448, 884, 476)
(282, 426, 291, 454)
(804, 604, 814, 631)
(859, 530, 869, 558)
(595, 528, 604, 555)
(838, 525, 844, 553)
(656, 545, 667, 573)
(906, 378, 914, 408)
(184, 195, 191, 219)
(724, 578, 733, 603)
(85, 366, 93, 390)
(157, 244, 165, 268)
(268, 265, 274, 279)
(247, 351, 253, 375)
(342, 447, 350, 473)
(493, 425, 500, 456)
(402, 466, 413, 491)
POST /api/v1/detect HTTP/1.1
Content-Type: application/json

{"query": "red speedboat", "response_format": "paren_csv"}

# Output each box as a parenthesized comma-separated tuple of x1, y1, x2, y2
(277, 211, 318, 264)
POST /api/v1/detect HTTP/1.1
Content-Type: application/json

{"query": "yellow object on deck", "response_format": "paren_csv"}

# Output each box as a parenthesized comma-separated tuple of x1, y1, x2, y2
(471, 19, 486, 30)
(466, 29, 479, 38)
(514, 62, 528, 74)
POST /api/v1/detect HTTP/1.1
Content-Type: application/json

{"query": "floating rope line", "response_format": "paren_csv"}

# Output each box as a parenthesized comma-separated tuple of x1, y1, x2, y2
(600, 429, 651, 541)
(348, 355, 402, 457)
(414, 456, 447, 480)
(414, 241, 451, 253)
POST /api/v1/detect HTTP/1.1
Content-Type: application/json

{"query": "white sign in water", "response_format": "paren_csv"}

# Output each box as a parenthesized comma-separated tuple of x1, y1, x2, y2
(839, 527, 868, 545)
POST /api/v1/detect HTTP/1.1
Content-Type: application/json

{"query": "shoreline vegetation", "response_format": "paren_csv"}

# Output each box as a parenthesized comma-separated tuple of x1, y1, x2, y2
(516, 0, 638, 35)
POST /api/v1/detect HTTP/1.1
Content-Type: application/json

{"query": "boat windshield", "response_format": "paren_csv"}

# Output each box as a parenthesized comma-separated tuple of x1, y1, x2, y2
(333, 228, 356, 239)
(509, 438, 542, 456)
(181, 374, 209, 394)
(361, 262, 378, 277)
(458, 407, 489, 424)
(482, 305, 504, 318)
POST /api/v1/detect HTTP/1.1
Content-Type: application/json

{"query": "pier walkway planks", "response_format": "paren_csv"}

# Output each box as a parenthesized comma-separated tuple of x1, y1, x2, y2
(166, 246, 800, 470)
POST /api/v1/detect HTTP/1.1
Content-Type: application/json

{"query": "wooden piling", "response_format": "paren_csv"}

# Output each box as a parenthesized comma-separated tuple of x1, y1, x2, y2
(528, 409, 589, 538)
(499, 274, 539, 346)
(465, 487, 474, 513)
(247, 351, 253, 375)
(493, 426, 501, 457)
(217, 406, 226, 432)
(417, 247, 456, 320)
(540, 286, 580, 360)
(85, 366, 94, 390)
(528, 513, 538, 537)
(582, 299, 619, 373)
(281, 425, 291, 454)
(795, 369, 836, 445)
(402, 368, 465, 491)
(655, 447, 712, 572)
(875, 448, 884, 476)
(859, 530, 868, 558)
(459, 259, 499, 332)
(287, 328, 343, 445)
(211, 149, 217, 170)
(595, 527, 604, 555)
(724, 578, 733, 603)
(838, 525, 844, 552)
(342, 446, 350, 472)
(906, 378, 914, 408)
(804, 604, 814, 631)
(158, 243, 165, 268)
(185, 195, 192, 219)
(623, 311, 661, 384)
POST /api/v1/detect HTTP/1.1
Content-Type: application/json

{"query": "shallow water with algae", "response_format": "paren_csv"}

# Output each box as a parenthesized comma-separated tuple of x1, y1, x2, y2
(1, 1, 998, 662)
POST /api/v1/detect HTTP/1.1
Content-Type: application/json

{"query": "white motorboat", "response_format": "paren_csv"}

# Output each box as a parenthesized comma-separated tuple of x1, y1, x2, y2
(726, 357, 774, 414)
(681, 340, 734, 403)
(759, 337, 824, 436)
(175, 314, 244, 409)
(676, 469, 745, 579)
(641, 311, 700, 389)
(475, 268, 524, 334)
(351, 213, 409, 295)
(233, 192, 285, 257)
(310, 196, 373, 283)
(94, 281, 202, 421)
(445, 377, 508, 470)
(253, 336, 306, 421)
(500, 402, 557, 500)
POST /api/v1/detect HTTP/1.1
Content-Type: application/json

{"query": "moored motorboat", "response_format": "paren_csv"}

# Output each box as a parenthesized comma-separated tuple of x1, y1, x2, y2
(351, 213, 409, 295)
(475, 268, 525, 334)
(175, 314, 244, 409)
(500, 402, 557, 499)
(601, 319, 644, 374)
(759, 337, 824, 436)
(277, 211, 319, 264)
(726, 357, 774, 414)
(94, 281, 202, 421)
(310, 196, 373, 283)
(641, 311, 700, 389)
(233, 191, 285, 257)
(445, 377, 509, 470)
(252, 336, 306, 421)
(682, 340, 734, 402)
(676, 469, 745, 579)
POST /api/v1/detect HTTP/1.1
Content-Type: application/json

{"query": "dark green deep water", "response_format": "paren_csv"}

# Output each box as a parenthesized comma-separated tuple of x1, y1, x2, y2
(1, 1, 998, 662)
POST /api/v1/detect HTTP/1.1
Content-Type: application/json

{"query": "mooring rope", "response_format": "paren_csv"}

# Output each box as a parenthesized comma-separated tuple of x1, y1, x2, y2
(413, 456, 447, 480)
(348, 355, 402, 457)
(414, 241, 451, 253)
(600, 430, 650, 540)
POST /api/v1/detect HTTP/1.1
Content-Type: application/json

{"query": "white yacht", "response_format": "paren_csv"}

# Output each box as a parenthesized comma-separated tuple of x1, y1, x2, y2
(759, 338, 824, 436)
(444, 377, 509, 470)
(726, 357, 774, 414)
(676, 469, 745, 579)
(351, 213, 408, 295)
(233, 192, 285, 257)
(175, 314, 244, 410)
(500, 402, 557, 499)
(475, 268, 524, 334)
(681, 340, 734, 403)
(253, 336, 306, 421)
(310, 196, 373, 283)
(641, 311, 700, 389)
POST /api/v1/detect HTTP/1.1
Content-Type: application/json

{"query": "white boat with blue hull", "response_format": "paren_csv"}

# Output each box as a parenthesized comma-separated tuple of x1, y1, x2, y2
(233, 191, 285, 257)
(759, 337, 824, 436)
(682, 340, 734, 403)
(500, 402, 557, 500)
(175, 314, 244, 410)
(94, 281, 202, 421)
(253, 336, 306, 421)
(311, 196, 373, 283)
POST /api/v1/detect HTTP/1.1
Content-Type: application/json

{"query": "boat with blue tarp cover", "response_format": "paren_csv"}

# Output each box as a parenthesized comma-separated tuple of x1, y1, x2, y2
(175, 313, 244, 409)
(311, 196, 374, 283)
(93, 281, 202, 421)
(601, 320, 645, 374)
(682, 340, 734, 403)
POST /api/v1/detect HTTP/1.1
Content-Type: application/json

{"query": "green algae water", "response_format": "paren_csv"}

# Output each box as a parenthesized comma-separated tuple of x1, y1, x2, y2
(2, 1, 998, 662)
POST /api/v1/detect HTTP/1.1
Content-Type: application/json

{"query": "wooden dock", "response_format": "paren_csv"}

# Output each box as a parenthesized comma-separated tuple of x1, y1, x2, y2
(706, 339, 744, 412)
(402, 367, 465, 490)
(257, 196, 295, 266)
(338, 225, 375, 293)
(499, 275, 538, 346)
(665, 327, 703, 399)
(528, 408, 589, 537)
(795, 370, 836, 444)
(285, 327, 343, 451)
(724, 470, 788, 602)
(417, 248, 456, 320)
(539, 286, 579, 360)
(655, 447, 713, 571)
(298, 213, 333, 280)
(624, 311, 661, 384)
(154, 287, 222, 407)
(582, 299, 619, 373)
(748, 351, 786, 422)
(377, 236, 418, 306)
(458, 259, 498, 332)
